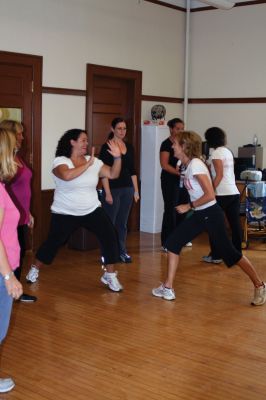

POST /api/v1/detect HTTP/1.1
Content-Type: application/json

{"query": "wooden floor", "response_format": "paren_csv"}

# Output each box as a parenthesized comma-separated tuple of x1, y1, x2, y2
(1, 232, 266, 400)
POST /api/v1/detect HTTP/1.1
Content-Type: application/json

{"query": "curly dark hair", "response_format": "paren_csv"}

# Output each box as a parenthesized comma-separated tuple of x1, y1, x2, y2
(55, 129, 87, 158)
(204, 127, 226, 149)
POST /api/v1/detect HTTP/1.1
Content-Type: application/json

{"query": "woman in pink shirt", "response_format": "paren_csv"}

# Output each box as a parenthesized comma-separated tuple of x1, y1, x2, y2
(0, 128, 23, 393)
(0, 120, 36, 303)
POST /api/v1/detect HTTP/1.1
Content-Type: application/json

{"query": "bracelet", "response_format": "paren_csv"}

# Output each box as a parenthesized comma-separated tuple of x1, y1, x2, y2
(134, 192, 139, 196)
(3, 271, 14, 281)
(113, 156, 121, 160)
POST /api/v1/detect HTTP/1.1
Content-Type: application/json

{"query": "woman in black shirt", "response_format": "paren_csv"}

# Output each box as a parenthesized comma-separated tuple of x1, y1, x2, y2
(99, 118, 139, 263)
(160, 118, 190, 248)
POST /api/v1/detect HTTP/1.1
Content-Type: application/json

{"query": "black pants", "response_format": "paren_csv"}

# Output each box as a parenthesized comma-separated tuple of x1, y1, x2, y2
(209, 194, 242, 258)
(165, 203, 242, 267)
(14, 225, 28, 281)
(36, 207, 119, 265)
(161, 176, 190, 246)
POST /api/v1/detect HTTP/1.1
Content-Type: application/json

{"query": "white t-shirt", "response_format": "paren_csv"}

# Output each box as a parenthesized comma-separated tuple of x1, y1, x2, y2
(51, 156, 104, 216)
(184, 158, 216, 210)
(210, 147, 239, 196)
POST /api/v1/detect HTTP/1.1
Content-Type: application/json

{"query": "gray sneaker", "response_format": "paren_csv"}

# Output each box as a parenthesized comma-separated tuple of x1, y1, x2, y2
(26, 266, 39, 283)
(0, 378, 15, 393)
(251, 283, 266, 306)
(152, 284, 176, 301)
(202, 255, 222, 264)
(101, 271, 123, 292)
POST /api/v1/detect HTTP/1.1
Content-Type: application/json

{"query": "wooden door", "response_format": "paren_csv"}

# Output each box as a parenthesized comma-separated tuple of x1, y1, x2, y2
(0, 51, 42, 249)
(0, 64, 33, 164)
(86, 64, 142, 231)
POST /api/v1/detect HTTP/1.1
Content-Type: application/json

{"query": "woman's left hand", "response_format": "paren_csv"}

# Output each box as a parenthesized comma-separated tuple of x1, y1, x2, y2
(28, 213, 34, 229)
(134, 192, 140, 203)
(107, 139, 122, 158)
(175, 203, 190, 214)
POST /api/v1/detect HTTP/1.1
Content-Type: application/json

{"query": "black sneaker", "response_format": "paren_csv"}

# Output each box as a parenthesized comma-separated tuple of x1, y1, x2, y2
(120, 253, 132, 263)
(18, 293, 37, 303)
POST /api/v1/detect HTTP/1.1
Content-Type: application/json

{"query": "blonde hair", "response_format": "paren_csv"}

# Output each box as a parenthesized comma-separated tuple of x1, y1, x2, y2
(0, 128, 17, 181)
(173, 130, 202, 159)
(0, 119, 23, 135)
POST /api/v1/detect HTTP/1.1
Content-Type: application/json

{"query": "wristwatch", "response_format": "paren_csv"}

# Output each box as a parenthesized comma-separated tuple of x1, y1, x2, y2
(3, 271, 14, 281)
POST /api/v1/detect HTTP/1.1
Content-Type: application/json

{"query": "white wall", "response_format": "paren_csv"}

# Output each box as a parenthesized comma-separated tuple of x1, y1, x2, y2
(188, 4, 266, 161)
(0, 0, 185, 188)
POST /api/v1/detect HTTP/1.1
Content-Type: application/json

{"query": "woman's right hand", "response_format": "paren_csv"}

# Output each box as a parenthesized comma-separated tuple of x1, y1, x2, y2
(5, 275, 23, 299)
(105, 193, 113, 204)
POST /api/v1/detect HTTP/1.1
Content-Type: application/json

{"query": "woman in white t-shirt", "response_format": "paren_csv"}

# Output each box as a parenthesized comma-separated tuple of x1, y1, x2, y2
(26, 129, 123, 292)
(152, 131, 266, 306)
(202, 127, 242, 264)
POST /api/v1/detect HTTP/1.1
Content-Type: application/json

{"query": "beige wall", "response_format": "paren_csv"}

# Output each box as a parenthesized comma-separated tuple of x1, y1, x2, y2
(0, 0, 185, 188)
(188, 4, 266, 161)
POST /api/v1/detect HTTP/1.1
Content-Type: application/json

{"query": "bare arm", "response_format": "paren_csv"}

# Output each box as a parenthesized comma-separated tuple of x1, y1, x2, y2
(0, 208, 23, 299)
(160, 151, 180, 176)
(102, 177, 113, 204)
(212, 159, 223, 190)
(53, 148, 95, 181)
(131, 175, 140, 203)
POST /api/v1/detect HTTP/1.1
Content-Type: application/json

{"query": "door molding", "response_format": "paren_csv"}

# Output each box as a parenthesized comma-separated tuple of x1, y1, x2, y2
(0, 50, 42, 249)
(86, 64, 142, 169)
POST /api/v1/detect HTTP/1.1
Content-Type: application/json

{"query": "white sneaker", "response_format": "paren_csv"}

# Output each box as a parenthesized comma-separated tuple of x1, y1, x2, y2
(251, 283, 266, 306)
(202, 255, 222, 264)
(0, 378, 15, 393)
(26, 266, 39, 283)
(152, 284, 176, 301)
(101, 271, 123, 292)
(185, 242, 192, 247)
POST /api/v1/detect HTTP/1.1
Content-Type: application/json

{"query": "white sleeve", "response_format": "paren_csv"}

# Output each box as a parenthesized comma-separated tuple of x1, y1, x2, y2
(52, 157, 72, 169)
(211, 148, 223, 160)
(191, 159, 209, 176)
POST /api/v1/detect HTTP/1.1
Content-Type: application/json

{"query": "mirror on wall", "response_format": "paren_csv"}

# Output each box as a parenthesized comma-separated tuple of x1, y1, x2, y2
(0, 107, 22, 122)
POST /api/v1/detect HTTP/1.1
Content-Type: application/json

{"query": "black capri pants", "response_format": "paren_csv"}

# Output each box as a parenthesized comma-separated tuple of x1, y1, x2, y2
(36, 207, 119, 265)
(165, 203, 242, 267)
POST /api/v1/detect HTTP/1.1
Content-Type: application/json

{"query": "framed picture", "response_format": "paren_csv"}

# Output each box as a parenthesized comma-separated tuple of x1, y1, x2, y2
(0, 107, 22, 122)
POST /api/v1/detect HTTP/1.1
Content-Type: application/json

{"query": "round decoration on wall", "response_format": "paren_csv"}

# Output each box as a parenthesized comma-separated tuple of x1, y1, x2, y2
(151, 104, 166, 121)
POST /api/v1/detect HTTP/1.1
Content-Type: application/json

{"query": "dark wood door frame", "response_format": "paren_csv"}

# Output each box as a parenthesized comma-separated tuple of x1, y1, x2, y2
(0, 51, 42, 249)
(86, 64, 142, 231)
(86, 64, 142, 175)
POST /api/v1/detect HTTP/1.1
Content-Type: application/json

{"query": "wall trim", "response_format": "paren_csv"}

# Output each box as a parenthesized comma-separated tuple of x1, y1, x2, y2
(144, 0, 185, 11)
(188, 97, 266, 103)
(42, 86, 86, 96)
(41, 86, 266, 105)
(141, 95, 183, 103)
(144, 0, 266, 12)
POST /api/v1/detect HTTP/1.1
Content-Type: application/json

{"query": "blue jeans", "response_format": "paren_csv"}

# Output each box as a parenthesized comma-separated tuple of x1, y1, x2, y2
(102, 187, 134, 254)
(0, 275, 13, 343)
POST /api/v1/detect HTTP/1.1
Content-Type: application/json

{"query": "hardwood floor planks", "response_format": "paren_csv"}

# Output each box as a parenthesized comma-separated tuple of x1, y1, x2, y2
(1, 232, 266, 399)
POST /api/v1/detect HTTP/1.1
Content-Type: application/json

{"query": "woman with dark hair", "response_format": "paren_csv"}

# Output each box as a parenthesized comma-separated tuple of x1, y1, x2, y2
(0, 128, 23, 393)
(0, 120, 36, 303)
(202, 127, 242, 264)
(152, 131, 265, 306)
(99, 118, 139, 263)
(160, 118, 191, 249)
(26, 129, 124, 292)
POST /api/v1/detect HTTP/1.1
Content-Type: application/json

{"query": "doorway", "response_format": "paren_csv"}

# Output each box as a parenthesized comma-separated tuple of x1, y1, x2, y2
(0, 51, 42, 249)
(86, 64, 142, 231)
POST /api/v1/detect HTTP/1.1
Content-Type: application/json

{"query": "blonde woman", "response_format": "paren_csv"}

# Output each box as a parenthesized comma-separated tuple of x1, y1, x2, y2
(152, 131, 266, 306)
(0, 128, 23, 393)
(0, 120, 36, 302)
